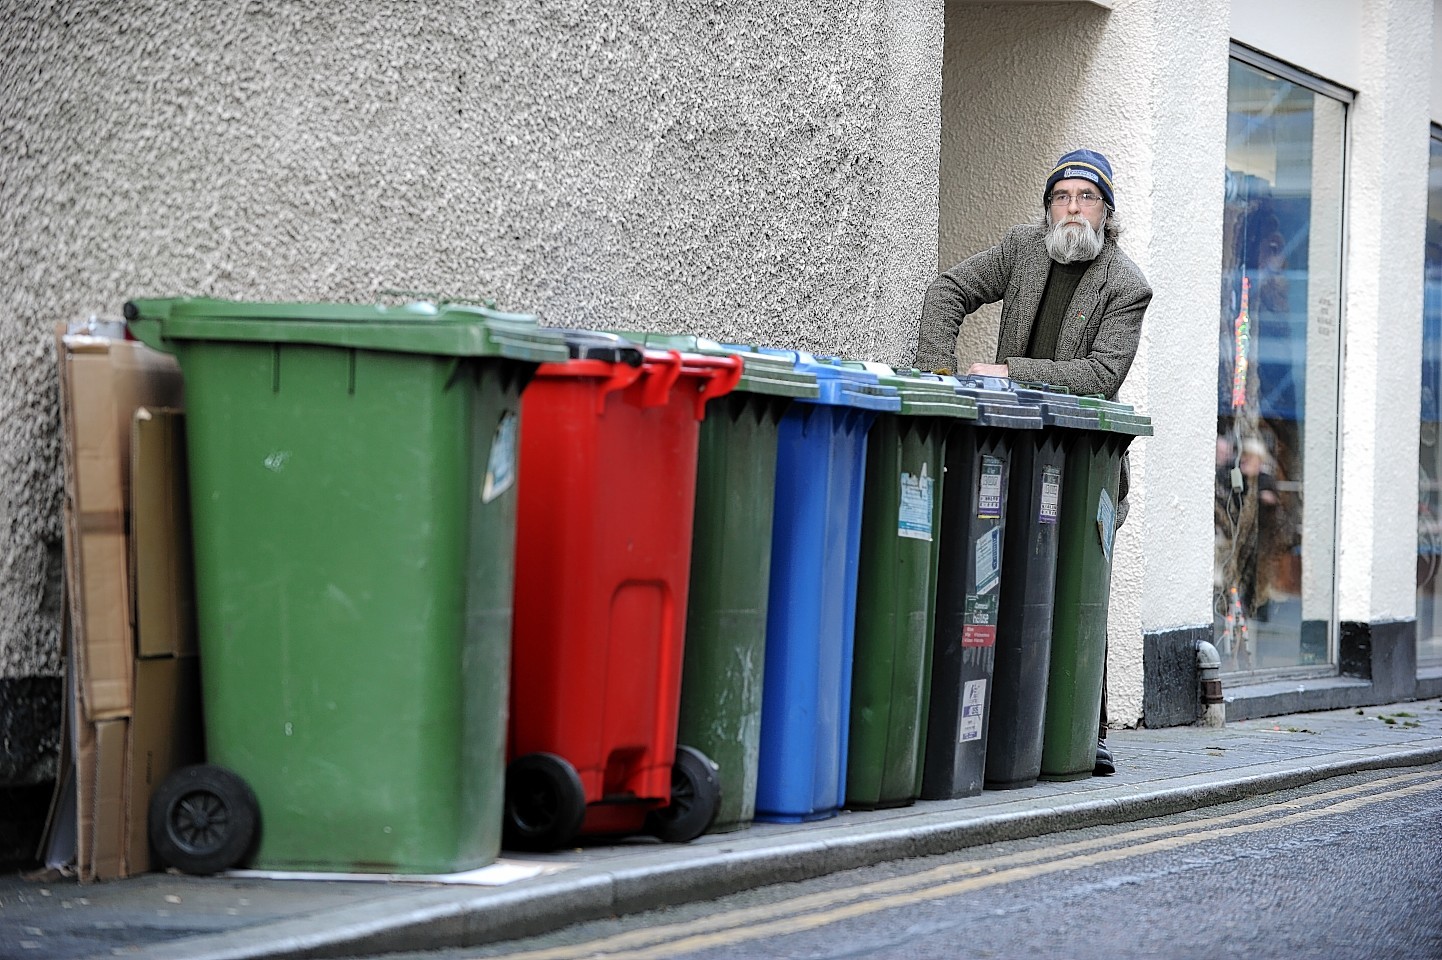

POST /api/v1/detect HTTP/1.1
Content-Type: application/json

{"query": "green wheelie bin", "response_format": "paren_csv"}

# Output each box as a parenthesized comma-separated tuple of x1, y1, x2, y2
(844, 363, 977, 809)
(610, 332, 818, 833)
(125, 296, 568, 875)
(1039, 397, 1153, 781)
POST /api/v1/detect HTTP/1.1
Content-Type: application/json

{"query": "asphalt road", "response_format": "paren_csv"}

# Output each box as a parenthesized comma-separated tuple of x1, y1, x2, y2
(360, 766, 1442, 960)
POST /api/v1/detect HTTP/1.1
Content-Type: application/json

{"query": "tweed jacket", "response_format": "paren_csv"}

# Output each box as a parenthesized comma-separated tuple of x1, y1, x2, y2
(915, 222, 1152, 401)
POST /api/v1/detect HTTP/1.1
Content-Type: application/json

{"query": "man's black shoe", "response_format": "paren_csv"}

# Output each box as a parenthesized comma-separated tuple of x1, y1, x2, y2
(1093, 740, 1115, 776)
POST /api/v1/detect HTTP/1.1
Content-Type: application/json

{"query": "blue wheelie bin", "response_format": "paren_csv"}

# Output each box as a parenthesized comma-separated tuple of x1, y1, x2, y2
(752, 351, 900, 823)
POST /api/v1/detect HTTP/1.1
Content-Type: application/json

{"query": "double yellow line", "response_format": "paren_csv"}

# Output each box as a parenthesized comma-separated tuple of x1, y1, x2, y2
(490, 768, 1440, 960)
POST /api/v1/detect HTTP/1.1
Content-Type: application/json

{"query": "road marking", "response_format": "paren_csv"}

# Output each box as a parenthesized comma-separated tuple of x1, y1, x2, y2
(486, 768, 1440, 960)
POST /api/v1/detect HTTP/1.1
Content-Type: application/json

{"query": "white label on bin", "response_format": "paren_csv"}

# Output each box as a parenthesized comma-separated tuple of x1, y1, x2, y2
(975, 525, 1001, 595)
(897, 464, 934, 541)
(1039, 464, 1061, 524)
(1096, 487, 1116, 562)
(481, 411, 518, 504)
(960, 679, 987, 742)
(978, 455, 1004, 518)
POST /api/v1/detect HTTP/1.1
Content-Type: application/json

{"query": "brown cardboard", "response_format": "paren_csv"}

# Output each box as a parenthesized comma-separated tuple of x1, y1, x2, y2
(90, 718, 129, 881)
(57, 331, 183, 720)
(131, 409, 197, 659)
(126, 656, 204, 875)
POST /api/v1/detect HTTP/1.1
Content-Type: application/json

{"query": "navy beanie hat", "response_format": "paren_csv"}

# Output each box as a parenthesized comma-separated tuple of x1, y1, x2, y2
(1044, 149, 1115, 209)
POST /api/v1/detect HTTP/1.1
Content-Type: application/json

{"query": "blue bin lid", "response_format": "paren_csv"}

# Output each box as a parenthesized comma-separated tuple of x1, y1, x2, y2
(736, 347, 901, 412)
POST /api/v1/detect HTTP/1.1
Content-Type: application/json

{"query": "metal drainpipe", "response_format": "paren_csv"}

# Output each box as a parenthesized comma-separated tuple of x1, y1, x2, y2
(1197, 639, 1225, 727)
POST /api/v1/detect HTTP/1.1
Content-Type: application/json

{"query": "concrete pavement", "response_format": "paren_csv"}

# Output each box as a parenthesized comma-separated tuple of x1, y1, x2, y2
(4, 698, 1441, 960)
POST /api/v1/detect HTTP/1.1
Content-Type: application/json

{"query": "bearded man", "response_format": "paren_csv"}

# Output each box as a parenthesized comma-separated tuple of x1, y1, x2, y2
(913, 148, 1151, 776)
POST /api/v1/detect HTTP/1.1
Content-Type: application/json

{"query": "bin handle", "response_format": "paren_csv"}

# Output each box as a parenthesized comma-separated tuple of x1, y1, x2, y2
(595, 361, 645, 415)
(639, 349, 683, 408)
(686, 354, 744, 419)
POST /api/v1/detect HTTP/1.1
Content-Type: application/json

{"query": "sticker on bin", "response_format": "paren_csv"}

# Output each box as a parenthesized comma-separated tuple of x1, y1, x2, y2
(481, 411, 518, 504)
(897, 464, 934, 540)
(962, 594, 997, 647)
(1096, 486, 1116, 561)
(977, 455, 1004, 518)
(1039, 464, 1061, 524)
(959, 679, 987, 742)
(975, 525, 1001, 594)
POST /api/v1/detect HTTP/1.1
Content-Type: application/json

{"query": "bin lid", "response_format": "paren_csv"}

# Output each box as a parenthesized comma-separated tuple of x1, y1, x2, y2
(944, 374, 1044, 430)
(603, 331, 818, 398)
(1076, 396, 1155, 436)
(836, 362, 979, 420)
(547, 329, 645, 365)
(124, 297, 572, 364)
(1007, 382, 1100, 431)
(746, 347, 901, 412)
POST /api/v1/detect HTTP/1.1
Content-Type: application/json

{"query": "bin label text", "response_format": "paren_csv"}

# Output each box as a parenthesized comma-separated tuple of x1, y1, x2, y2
(898, 464, 934, 540)
(960, 679, 987, 742)
(1096, 487, 1116, 561)
(963, 594, 997, 647)
(977, 455, 1004, 518)
(1039, 464, 1061, 523)
(482, 411, 518, 504)
(975, 525, 1001, 594)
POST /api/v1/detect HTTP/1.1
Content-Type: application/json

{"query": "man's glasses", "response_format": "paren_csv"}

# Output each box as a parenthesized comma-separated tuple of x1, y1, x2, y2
(1048, 191, 1105, 209)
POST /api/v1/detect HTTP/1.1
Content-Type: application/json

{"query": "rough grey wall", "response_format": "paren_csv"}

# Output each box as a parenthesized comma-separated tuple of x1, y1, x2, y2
(0, 1, 943, 728)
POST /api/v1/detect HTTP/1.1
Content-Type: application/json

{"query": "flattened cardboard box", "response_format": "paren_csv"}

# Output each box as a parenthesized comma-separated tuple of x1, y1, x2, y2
(56, 329, 184, 720)
(131, 409, 197, 659)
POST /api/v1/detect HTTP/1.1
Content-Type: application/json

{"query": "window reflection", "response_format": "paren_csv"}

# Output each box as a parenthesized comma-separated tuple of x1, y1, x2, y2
(1417, 134, 1442, 667)
(1215, 58, 1345, 675)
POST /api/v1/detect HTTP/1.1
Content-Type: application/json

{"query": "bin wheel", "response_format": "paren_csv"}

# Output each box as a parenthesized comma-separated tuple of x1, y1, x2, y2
(503, 753, 587, 852)
(646, 745, 721, 843)
(148, 764, 260, 875)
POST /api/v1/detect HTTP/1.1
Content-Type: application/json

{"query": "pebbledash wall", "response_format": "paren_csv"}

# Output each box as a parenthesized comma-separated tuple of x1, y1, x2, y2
(1, 0, 1438, 793)
(0, 0, 944, 787)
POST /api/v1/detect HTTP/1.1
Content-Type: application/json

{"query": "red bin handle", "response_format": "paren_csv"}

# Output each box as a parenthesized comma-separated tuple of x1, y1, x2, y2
(674, 347, 744, 415)
(594, 360, 644, 415)
(639, 349, 684, 408)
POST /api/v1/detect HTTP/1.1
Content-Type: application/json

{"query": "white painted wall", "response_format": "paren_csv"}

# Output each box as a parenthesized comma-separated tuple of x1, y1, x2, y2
(1231, 0, 1363, 91)
(940, 0, 1227, 726)
(1435, 0, 1442, 121)
(1337, 0, 1435, 622)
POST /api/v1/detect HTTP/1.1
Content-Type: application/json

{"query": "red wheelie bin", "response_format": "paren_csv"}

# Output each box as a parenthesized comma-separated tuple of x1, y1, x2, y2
(505, 332, 742, 851)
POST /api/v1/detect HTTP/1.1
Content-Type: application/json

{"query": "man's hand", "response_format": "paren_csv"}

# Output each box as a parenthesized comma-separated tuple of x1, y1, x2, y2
(967, 362, 1010, 377)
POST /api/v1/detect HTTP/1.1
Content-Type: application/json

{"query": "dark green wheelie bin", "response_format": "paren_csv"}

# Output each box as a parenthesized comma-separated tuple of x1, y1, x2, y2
(1039, 397, 1153, 781)
(844, 363, 977, 809)
(609, 332, 818, 832)
(983, 384, 1098, 789)
(920, 376, 1042, 800)
(125, 297, 568, 875)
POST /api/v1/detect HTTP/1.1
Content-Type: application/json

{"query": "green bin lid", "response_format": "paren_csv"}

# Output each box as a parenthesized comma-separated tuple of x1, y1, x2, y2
(1076, 396, 1155, 436)
(602, 330, 819, 399)
(123, 297, 571, 364)
(839, 361, 979, 420)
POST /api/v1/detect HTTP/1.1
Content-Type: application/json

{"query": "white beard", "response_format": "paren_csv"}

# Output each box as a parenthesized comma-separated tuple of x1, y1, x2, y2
(1045, 211, 1105, 264)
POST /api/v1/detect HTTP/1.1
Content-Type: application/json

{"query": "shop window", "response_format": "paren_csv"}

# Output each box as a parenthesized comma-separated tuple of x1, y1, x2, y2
(1215, 48, 1347, 677)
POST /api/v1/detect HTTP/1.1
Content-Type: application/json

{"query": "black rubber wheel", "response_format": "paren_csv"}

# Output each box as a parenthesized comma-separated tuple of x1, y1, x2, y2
(148, 764, 260, 875)
(646, 745, 721, 843)
(503, 752, 587, 852)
